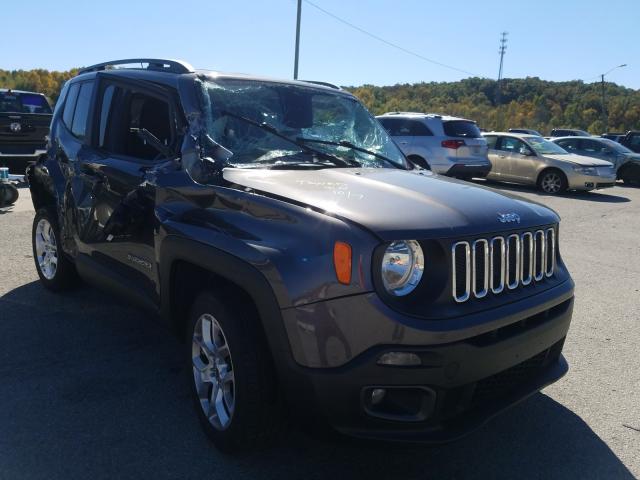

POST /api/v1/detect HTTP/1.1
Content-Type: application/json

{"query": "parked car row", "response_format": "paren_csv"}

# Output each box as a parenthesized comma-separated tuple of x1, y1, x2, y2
(378, 112, 640, 192)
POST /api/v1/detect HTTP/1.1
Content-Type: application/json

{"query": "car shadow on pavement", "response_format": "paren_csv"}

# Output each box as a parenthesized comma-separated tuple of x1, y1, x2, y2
(474, 179, 631, 203)
(0, 281, 634, 480)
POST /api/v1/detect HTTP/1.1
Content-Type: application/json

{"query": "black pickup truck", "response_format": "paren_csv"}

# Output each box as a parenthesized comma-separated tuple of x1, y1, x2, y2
(0, 89, 52, 174)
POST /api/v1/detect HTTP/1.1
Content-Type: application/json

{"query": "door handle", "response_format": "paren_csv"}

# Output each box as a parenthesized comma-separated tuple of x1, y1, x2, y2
(399, 141, 409, 145)
(498, 155, 506, 158)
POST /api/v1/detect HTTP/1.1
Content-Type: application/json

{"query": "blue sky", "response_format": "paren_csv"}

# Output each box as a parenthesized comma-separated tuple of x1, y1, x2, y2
(4, 0, 638, 88)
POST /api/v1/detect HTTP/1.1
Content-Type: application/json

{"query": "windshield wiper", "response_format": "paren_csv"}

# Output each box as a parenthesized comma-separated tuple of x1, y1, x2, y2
(296, 137, 403, 169)
(220, 110, 354, 167)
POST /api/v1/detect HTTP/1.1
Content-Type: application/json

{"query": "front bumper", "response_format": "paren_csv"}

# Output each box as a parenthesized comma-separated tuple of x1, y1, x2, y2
(281, 279, 574, 442)
(568, 171, 617, 191)
(445, 163, 492, 179)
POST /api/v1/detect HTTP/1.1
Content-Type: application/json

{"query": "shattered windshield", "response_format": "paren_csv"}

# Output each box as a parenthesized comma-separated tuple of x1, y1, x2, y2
(199, 78, 407, 168)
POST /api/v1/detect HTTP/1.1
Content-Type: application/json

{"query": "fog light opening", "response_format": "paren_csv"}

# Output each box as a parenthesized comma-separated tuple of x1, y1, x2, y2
(363, 386, 436, 422)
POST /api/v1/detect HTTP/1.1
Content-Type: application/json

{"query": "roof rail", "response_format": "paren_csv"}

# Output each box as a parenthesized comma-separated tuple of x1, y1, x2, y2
(385, 111, 425, 116)
(300, 80, 341, 90)
(78, 58, 194, 75)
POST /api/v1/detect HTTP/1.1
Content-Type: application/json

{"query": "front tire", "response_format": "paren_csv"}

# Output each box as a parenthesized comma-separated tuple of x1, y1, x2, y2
(32, 208, 78, 291)
(538, 169, 567, 194)
(187, 291, 283, 452)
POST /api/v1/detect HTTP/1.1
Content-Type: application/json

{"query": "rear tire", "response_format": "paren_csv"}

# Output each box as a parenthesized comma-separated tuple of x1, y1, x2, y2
(187, 291, 284, 452)
(0, 183, 19, 206)
(619, 164, 640, 186)
(538, 169, 567, 194)
(32, 208, 78, 291)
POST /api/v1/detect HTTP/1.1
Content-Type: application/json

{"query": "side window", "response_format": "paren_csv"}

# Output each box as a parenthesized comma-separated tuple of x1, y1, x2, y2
(71, 81, 95, 140)
(379, 118, 407, 136)
(498, 137, 522, 152)
(98, 85, 116, 147)
(499, 137, 532, 156)
(581, 139, 607, 154)
(558, 139, 578, 152)
(408, 120, 432, 136)
(62, 83, 80, 129)
(97, 82, 173, 161)
(484, 135, 498, 149)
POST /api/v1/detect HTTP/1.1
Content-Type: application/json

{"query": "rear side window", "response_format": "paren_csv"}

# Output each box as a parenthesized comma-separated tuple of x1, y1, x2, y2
(408, 120, 432, 136)
(484, 135, 498, 149)
(71, 82, 95, 139)
(62, 83, 80, 129)
(443, 120, 481, 138)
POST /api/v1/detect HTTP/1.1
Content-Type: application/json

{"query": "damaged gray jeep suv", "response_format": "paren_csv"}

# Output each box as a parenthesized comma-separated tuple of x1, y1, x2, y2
(28, 59, 575, 451)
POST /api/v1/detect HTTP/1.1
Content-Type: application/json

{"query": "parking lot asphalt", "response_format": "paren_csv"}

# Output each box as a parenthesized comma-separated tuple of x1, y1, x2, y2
(0, 181, 638, 480)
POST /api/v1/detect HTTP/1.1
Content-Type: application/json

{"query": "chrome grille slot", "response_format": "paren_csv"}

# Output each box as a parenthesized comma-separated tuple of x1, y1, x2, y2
(534, 230, 545, 281)
(452, 242, 471, 303)
(472, 239, 489, 298)
(521, 232, 533, 286)
(451, 226, 557, 303)
(506, 234, 520, 290)
(490, 237, 505, 294)
(545, 228, 556, 277)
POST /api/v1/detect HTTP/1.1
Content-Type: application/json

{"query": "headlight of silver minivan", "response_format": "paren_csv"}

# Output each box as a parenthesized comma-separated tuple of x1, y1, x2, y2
(381, 240, 424, 296)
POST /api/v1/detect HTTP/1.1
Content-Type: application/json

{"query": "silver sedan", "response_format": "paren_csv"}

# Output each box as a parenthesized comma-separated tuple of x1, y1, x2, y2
(482, 133, 617, 194)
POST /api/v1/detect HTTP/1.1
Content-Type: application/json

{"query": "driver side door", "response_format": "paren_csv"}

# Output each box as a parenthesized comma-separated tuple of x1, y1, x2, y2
(75, 75, 182, 306)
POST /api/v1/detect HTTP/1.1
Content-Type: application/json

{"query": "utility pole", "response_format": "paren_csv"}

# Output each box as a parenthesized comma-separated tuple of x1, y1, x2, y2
(496, 32, 508, 131)
(600, 74, 606, 131)
(293, 0, 302, 79)
(600, 64, 627, 132)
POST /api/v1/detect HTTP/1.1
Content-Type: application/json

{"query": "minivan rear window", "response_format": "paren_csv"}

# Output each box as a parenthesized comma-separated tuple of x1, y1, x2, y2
(443, 120, 481, 138)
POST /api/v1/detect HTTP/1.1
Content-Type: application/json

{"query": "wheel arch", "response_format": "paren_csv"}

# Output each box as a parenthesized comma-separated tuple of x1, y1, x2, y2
(27, 164, 57, 211)
(159, 235, 294, 370)
(537, 166, 568, 187)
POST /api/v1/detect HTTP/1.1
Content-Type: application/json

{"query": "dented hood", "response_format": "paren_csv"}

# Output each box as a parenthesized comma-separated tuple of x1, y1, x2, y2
(223, 168, 558, 240)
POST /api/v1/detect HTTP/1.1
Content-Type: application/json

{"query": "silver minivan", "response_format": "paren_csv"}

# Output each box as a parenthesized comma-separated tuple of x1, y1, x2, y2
(376, 112, 490, 178)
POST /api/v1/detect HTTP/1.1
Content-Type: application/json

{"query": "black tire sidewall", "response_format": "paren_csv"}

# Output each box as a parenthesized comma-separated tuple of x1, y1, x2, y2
(0, 183, 19, 206)
(186, 291, 277, 452)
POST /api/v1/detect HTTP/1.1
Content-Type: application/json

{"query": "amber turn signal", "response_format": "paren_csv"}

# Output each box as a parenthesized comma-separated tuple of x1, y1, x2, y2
(333, 241, 352, 285)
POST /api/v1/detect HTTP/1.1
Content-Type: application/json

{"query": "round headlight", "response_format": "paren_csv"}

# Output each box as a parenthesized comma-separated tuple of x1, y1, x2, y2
(381, 240, 424, 296)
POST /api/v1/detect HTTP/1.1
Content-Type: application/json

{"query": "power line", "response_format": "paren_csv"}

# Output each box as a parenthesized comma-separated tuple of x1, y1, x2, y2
(302, 0, 483, 78)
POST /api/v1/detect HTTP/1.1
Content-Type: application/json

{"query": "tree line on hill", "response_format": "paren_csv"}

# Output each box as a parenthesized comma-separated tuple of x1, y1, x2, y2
(2, 68, 639, 135)
(347, 77, 640, 135)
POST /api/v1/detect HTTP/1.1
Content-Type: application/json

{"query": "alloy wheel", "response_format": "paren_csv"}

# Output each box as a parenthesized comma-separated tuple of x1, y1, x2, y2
(34, 218, 58, 280)
(541, 172, 562, 193)
(192, 313, 235, 430)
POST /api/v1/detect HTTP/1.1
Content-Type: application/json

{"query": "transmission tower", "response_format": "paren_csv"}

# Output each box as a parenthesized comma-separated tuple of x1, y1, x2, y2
(496, 32, 508, 130)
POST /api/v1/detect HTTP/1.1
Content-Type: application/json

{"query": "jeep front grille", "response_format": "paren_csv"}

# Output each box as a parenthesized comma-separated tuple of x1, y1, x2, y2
(452, 228, 556, 303)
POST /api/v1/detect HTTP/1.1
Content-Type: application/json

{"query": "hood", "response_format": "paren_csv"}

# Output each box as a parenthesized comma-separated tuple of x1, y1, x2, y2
(223, 168, 558, 240)
(544, 153, 613, 166)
